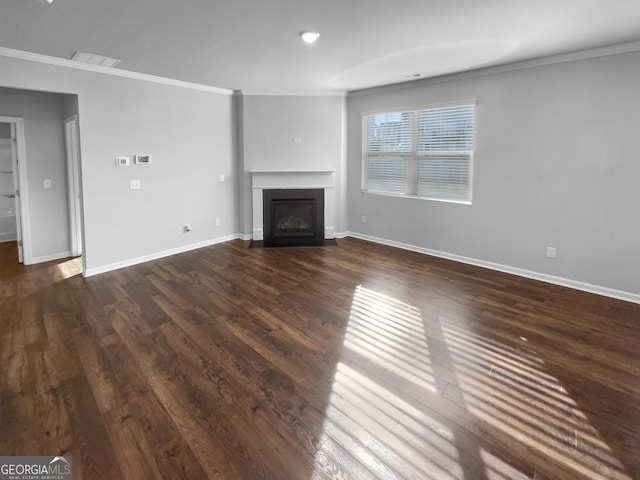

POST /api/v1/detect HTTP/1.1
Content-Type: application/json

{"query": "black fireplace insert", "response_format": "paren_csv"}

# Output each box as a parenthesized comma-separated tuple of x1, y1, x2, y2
(263, 188, 325, 246)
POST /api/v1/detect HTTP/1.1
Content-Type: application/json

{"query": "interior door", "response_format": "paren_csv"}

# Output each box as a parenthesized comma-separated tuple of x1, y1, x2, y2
(0, 123, 24, 262)
(64, 115, 82, 257)
(10, 124, 23, 262)
(0, 116, 30, 264)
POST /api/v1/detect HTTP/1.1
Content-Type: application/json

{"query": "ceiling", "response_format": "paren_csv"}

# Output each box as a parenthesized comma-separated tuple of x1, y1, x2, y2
(2, 0, 640, 92)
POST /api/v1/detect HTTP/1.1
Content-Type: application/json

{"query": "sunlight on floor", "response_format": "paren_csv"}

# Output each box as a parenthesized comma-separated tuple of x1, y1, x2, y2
(311, 285, 462, 479)
(439, 322, 627, 478)
(344, 285, 438, 396)
(311, 285, 631, 480)
(53, 257, 82, 281)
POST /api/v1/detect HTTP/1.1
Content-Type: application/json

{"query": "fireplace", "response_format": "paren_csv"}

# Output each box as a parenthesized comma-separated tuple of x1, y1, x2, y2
(263, 188, 325, 246)
(250, 170, 335, 242)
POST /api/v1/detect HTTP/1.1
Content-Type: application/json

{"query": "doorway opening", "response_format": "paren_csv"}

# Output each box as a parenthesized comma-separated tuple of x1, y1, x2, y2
(0, 118, 28, 263)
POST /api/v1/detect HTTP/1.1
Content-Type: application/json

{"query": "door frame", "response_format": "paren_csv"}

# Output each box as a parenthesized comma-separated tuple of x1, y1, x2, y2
(64, 115, 83, 257)
(0, 116, 31, 264)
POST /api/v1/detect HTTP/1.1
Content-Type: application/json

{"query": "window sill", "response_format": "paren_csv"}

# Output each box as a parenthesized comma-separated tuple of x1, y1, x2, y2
(361, 190, 472, 205)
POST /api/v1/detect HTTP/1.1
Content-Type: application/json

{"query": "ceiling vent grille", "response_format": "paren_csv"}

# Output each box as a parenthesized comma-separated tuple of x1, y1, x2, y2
(71, 51, 121, 68)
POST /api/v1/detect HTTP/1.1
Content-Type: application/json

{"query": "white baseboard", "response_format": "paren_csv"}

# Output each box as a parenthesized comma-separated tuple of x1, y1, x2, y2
(83, 235, 241, 277)
(28, 250, 72, 265)
(81, 230, 640, 304)
(346, 231, 640, 305)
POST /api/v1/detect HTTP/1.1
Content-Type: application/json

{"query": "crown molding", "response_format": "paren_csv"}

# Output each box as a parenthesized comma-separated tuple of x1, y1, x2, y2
(4, 39, 639, 99)
(0, 46, 234, 96)
(237, 90, 347, 97)
(349, 40, 640, 98)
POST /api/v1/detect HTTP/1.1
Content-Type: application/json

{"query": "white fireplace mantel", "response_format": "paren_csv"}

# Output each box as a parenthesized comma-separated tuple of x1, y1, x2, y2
(251, 170, 336, 241)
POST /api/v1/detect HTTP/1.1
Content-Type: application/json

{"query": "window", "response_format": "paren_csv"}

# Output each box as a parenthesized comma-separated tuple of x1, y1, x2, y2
(362, 102, 475, 203)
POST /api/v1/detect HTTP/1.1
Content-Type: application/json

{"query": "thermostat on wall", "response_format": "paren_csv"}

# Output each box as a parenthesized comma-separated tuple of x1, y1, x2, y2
(134, 154, 152, 165)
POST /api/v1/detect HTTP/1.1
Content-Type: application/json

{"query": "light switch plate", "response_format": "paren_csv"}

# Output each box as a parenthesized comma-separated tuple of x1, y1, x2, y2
(115, 156, 130, 166)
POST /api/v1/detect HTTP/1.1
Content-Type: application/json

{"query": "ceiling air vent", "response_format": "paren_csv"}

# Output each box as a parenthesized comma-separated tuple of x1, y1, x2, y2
(71, 51, 121, 68)
(392, 73, 424, 82)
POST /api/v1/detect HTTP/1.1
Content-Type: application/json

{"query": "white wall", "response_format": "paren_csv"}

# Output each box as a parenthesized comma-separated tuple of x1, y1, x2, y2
(63, 93, 79, 119)
(3, 48, 637, 300)
(0, 87, 69, 260)
(0, 56, 236, 274)
(347, 50, 640, 299)
(238, 94, 346, 237)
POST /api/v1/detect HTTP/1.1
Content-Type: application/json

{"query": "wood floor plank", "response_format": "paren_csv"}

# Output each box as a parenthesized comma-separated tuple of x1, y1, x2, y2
(102, 338, 212, 480)
(111, 313, 241, 479)
(1, 238, 639, 479)
(60, 375, 125, 480)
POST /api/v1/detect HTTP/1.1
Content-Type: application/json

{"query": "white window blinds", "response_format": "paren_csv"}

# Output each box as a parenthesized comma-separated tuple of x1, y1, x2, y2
(363, 103, 475, 203)
(365, 112, 412, 195)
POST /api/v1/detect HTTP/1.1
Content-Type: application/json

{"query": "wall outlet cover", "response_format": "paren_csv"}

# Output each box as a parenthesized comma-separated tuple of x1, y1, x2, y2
(115, 156, 130, 166)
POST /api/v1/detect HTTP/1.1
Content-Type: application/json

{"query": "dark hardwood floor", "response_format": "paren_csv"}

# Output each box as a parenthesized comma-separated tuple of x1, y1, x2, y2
(1, 238, 639, 479)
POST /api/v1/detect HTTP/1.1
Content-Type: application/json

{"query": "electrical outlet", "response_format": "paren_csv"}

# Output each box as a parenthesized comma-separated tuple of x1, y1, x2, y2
(361, 215, 367, 224)
(215, 218, 221, 227)
(184, 224, 191, 233)
(129, 179, 141, 190)
(219, 174, 225, 182)
(546, 246, 557, 259)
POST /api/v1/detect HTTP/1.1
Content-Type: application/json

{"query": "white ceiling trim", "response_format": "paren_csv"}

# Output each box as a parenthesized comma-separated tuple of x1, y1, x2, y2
(237, 90, 347, 97)
(0, 46, 234, 96)
(349, 40, 640, 97)
(3, 39, 639, 98)
(360, 99, 477, 117)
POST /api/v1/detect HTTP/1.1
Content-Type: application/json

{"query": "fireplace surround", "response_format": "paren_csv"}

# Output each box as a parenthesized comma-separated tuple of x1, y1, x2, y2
(251, 170, 335, 243)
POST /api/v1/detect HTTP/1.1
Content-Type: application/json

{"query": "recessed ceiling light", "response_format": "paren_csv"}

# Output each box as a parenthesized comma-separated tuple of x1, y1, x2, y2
(71, 51, 121, 68)
(299, 31, 320, 44)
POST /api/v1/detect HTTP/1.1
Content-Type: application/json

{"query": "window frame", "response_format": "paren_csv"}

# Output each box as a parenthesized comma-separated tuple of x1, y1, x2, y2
(361, 101, 476, 204)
